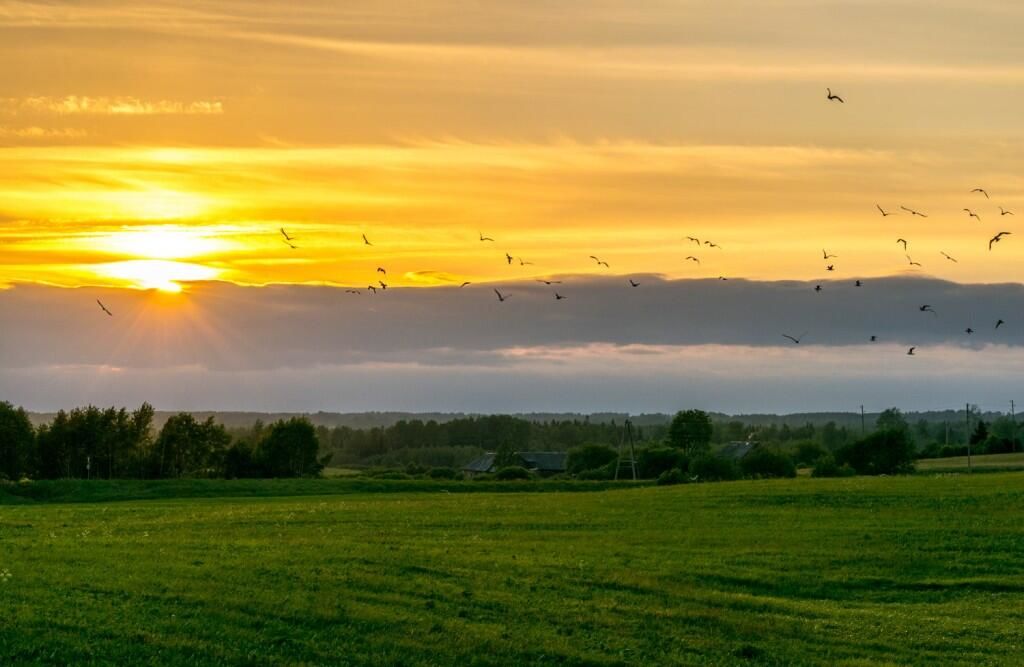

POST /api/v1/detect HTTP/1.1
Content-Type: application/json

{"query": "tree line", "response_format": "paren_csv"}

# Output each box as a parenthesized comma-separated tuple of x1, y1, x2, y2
(0, 402, 324, 481)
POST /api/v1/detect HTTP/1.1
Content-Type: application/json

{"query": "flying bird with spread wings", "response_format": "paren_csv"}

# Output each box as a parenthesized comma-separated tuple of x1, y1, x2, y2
(782, 332, 806, 344)
(479, 232, 494, 242)
(826, 88, 844, 103)
(900, 206, 927, 218)
(940, 251, 958, 263)
(96, 299, 113, 317)
(362, 233, 372, 246)
(1000, 207, 1014, 216)
(897, 238, 908, 250)
(963, 208, 980, 220)
(971, 188, 989, 199)
(989, 232, 1011, 250)
(876, 205, 894, 217)
(589, 255, 610, 268)
(494, 289, 509, 302)
(906, 254, 921, 267)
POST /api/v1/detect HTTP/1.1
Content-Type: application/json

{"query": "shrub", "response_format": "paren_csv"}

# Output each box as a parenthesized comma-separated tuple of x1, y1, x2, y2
(836, 429, 915, 475)
(637, 447, 689, 479)
(740, 448, 796, 479)
(494, 466, 533, 481)
(405, 463, 427, 476)
(428, 466, 459, 480)
(566, 445, 618, 476)
(793, 441, 827, 466)
(688, 454, 739, 482)
(811, 455, 856, 478)
(656, 467, 686, 486)
(577, 461, 616, 481)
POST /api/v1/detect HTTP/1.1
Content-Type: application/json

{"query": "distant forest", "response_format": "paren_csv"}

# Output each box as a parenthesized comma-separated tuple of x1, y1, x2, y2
(3, 402, 1018, 481)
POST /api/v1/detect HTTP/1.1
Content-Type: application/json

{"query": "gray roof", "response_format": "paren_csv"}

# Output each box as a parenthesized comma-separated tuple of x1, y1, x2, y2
(717, 441, 758, 460)
(462, 451, 568, 473)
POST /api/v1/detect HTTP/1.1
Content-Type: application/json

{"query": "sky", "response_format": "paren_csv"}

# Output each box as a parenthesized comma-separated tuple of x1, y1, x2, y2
(1, 0, 1023, 413)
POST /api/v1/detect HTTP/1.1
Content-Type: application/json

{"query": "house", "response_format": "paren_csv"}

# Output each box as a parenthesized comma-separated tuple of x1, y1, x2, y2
(717, 441, 759, 461)
(462, 451, 568, 477)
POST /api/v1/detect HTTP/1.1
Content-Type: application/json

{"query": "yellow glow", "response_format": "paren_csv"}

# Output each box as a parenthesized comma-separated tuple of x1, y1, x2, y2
(106, 189, 209, 221)
(93, 259, 220, 292)
(92, 226, 232, 260)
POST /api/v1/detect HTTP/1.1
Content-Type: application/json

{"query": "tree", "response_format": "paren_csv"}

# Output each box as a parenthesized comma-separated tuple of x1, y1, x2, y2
(0, 402, 34, 480)
(969, 420, 989, 446)
(566, 444, 617, 475)
(836, 428, 915, 475)
(668, 410, 713, 455)
(154, 414, 229, 478)
(876, 408, 909, 434)
(257, 418, 322, 477)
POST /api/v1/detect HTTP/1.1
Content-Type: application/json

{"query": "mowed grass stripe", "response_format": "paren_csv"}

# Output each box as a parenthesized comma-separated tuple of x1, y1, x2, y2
(1, 474, 1023, 665)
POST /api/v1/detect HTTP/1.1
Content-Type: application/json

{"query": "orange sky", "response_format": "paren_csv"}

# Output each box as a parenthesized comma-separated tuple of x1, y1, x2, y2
(1, 1, 1023, 292)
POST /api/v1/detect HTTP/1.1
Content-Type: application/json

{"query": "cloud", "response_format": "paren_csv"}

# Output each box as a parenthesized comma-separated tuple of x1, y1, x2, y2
(0, 126, 87, 138)
(4, 96, 223, 115)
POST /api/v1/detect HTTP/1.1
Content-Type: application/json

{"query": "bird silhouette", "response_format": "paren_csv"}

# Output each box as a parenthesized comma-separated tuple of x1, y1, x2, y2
(996, 319, 1005, 329)
(96, 299, 113, 317)
(940, 251, 958, 263)
(963, 208, 980, 220)
(1000, 207, 1014, 216)
(459, 281, 471, 288)
(826, 265, 835, 272)
(826, 88, 844, 103)
(686, 236, 701, 245)
(900, 206, 927, 217)
(971, 188, 989, 199)
(718, 276, 729, 281)
(280, 228, 295, 241)
(554, 293, 566, 300)
(906, 254, 921, 267)
(897, 238, 908, 250)
(629, 279, 640, 287)
(870, 335, 878, 342)
(823, 249, 838, 259)
(704, 241, 721, 249)
(965, 327, 974, 335)
(518, 258, 533, 266)
(855, 280, 863, 287)
(907, 347, 916, 356)
(283, 240, 298, 250)
(919, 305, 936, 315)
(479, 232, 494, 242)
(367, 285, 377, 294)
(876, 204, 894, 217)
(989, 231, 1011, 250)
(685, 256, 700, 264)
(494, 289, 509, 302)
(536, 279, 562, 285)
(362, 234, 372, 246)
(345, 289, 361, 295)
(505, 253, 514, 265)
(782, 332, 806, 344)
(814, 285, 822, 292)
(377, 267, 386, 275)
(379, 281, 388, 290)
(589, 255, 610, 268)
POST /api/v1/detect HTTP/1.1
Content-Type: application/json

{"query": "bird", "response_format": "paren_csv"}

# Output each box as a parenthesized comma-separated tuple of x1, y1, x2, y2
(919, 305, 936, 315)
(280, 228, 295, 241)
(826, 265, 835, 272)
(940, 251, 958, 263)
(855, 280, 862, 287)
(971, 188, 989, 199)
(989, 231, 1011, 250)
(377, 267, 386, 275)
(823, 249, 838, 259)
(907, 347, 916, 356)
(479, 232, 494, 242)
(900, 206, 927, 217)
(686, 236, 701, 245)
(283, 240, 298, 250)
(345, 289, 361, 294)
(505, 253, 514, 265)
(1000, 206, 1014, 216)
(814, 285, 822, 292)
(96, 299, 113, 316)
(554, 292, 566, 300)
(494, 289, 509, 302)
(379, 281, 388, 290)
(629, 279, 640, 287)
(906, 255, 921, 267)
(826, 87, 844, 103)
(589, 255, 610, 268)
(362, 233, 372, 246)
(965, 327, 974, 335)
(996, 319, 1005, 329)
(782, 333, 806, 344)
(459, 281, 471, 288)
(685, 256, 700, 264)
(876, 204, 894, 217)
(870, 335, 877, 342)
(704, 241, 721, 249)
(536, 279, 562, 285)
(897, 238, 908, 250)
(963, 208, 980, 221)
(718, 276, 729, 281)
(367, 285, 377, 294)
(518, 258, 533, 266)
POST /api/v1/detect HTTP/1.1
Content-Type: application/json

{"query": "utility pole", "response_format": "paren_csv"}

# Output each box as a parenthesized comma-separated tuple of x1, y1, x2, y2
(966, 403, 972, 474)
(1012, 400, 1017, 453)
(860, 405, 865, 435)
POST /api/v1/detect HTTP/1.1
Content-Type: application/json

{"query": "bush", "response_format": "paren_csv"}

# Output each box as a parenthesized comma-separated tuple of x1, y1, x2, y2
(637, 447, 689, 479)
(428, 466, 459, 480)
(566, 445, 618, 476)
(494, 466, 533, 481)
(740, 448, 796, 479)
(688, 454, 739, 482)
(577, 461, 616, 481)
(793, 441, 827, 466)
(836, 429, 915, 475)
(405, 463, 427, 476)
(811, 455, 856, 478)
(656, 467, 686, 486)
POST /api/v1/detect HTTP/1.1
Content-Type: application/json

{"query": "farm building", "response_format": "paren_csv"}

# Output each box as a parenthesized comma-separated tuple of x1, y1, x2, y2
(462, 451, 568, 477)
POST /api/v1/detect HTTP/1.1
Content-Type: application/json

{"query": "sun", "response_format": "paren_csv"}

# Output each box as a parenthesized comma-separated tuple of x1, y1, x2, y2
(95, 259, 220, 292)
(94, 225, 230, 260)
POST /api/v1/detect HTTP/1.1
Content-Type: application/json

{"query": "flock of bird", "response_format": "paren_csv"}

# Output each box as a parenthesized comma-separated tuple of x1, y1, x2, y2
(93, 88, 1015, 360)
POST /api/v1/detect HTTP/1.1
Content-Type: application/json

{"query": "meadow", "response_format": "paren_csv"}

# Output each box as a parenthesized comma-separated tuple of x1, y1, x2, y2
(1, 474, 1023, 666)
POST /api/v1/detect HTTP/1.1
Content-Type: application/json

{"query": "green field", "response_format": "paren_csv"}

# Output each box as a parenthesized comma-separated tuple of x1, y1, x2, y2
(917, 451, 1024, 473)
(2, 475, 1023, 666)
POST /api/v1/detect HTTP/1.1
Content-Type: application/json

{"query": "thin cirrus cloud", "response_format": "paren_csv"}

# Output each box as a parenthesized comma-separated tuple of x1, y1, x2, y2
(3, 96, 223, 115)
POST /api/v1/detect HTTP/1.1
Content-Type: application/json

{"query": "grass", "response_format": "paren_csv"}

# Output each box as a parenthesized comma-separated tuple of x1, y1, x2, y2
(2, 474, 1023, 665)
(917, 451, 1024, 473)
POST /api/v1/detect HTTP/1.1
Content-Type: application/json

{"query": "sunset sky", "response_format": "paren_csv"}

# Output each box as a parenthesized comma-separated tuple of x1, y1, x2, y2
(2, 1, 1023, 412)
